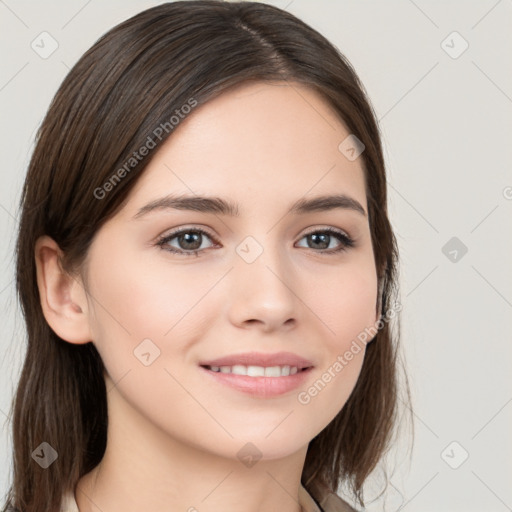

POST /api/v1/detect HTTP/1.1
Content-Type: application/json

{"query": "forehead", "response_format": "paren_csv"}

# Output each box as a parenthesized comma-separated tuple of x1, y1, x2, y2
(121, 81, 367, 216)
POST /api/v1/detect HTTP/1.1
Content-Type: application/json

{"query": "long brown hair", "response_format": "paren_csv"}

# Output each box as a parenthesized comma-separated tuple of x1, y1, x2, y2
(3, 2, 411, 511)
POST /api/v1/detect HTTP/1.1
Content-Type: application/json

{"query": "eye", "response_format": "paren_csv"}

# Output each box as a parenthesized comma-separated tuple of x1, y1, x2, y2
(156, 227, 217, 257)
(156, 226, 355, 257)
(295, 228, 355, 254)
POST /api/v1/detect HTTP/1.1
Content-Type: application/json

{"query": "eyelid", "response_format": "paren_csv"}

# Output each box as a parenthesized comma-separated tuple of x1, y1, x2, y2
(157, 224, 217, 240)
(301, 225, 351, 238)
(157, 224, 353, 241)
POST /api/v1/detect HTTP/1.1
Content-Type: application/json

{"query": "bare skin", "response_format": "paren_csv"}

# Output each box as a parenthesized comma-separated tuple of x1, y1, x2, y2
(35, 81, 379, 512)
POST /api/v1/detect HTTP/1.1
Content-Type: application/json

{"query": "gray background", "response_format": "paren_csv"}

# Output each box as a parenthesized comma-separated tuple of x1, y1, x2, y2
(1, 1, 511, 511)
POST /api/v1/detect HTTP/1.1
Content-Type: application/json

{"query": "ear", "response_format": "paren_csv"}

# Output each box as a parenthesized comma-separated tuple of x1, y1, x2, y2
(375, 278, 383, 325)
(34, 235, 92, 344)
(366, 278, 384, 344)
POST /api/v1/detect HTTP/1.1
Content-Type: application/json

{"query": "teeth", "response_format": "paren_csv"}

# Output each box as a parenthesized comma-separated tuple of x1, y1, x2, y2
(207, 365, 302, 377)
(232, 364, 248, 375)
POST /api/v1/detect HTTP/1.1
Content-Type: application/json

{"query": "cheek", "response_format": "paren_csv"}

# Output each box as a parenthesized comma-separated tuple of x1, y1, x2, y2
(295, 260, 377, 427)
(85, 249, 216, 355)
(83, 253, 218, 439)
(308, 257, 378, 352)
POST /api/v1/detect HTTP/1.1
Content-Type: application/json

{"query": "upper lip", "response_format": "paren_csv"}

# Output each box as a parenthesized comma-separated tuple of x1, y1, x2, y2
(199, 351, 314, 369)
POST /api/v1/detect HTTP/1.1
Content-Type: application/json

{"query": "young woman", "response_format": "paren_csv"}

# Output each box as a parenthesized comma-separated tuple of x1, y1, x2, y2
(3, 2, 409, 511)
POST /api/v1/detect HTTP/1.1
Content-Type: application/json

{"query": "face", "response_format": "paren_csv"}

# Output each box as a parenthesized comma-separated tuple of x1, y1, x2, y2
(81, 81, 379, 461)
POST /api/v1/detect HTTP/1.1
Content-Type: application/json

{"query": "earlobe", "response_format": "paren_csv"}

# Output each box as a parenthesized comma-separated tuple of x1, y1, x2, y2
(34, 235, 92, 344)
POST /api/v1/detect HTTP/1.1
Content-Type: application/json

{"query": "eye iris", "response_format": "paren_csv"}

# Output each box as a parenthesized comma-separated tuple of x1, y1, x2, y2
(179, 232, 202, 250)
(309, 233, 329, 249)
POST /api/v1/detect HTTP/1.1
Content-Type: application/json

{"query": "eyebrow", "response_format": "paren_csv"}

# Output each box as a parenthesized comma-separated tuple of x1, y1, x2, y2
(133, 193, 367, 219)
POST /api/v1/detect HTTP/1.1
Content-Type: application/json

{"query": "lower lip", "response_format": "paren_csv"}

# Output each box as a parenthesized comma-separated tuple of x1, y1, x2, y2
(199, 366, 314, 398)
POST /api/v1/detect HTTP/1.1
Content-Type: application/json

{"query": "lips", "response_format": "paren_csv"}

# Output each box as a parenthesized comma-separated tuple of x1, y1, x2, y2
(198, 351, 314, 370)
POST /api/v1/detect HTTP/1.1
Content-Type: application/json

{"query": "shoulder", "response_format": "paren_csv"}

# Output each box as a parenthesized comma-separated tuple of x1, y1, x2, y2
(60, 490, 79, 512)
(318, 491, 359, 512)
(306, 481, 360, 512)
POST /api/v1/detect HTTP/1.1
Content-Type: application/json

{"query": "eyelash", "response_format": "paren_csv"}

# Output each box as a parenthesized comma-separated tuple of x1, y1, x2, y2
(155, 226, 355, 257)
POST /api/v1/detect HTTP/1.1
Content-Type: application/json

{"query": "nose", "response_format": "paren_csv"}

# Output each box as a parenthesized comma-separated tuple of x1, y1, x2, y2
(227, 239, 299, 332)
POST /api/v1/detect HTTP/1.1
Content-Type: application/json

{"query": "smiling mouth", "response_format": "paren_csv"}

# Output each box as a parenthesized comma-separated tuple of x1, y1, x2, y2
(201, 364, 312, 377)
